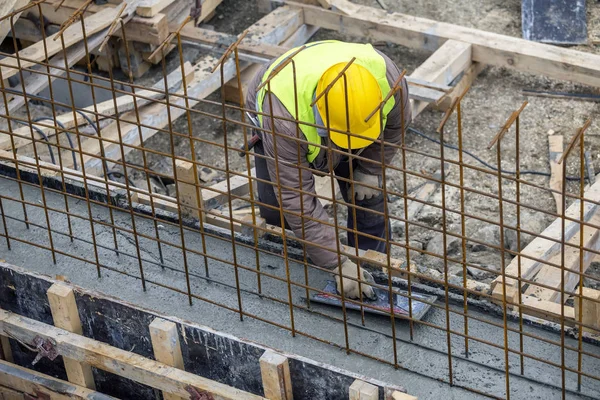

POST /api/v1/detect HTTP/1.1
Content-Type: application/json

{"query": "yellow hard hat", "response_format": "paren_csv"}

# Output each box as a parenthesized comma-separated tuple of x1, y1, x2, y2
(316, 62, 382, 150)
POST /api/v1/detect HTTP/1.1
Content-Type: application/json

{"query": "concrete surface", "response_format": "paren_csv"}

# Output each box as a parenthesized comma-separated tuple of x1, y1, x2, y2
(1, 175, 599, 400)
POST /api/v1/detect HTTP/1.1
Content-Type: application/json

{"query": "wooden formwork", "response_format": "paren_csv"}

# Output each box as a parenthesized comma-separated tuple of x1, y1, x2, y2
(0, 261, 410, 400)
(2, 0, 600, 352)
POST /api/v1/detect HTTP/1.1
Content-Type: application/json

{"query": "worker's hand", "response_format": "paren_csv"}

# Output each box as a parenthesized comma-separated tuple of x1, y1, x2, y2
(333, 259, 377, 300)
(351, 170, 382, 202)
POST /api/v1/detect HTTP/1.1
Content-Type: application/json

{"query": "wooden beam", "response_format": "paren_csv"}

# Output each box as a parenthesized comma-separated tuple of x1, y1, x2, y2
(491, 177, 600, 295)
(176, 159, 203, 220)
(548, 134, 563, 215)
(409, 39, 472, 118)
(0, 337, 11, 363)
(0, 7, 120, 80)
(0, 0, 29, 44)
(574, 287, 600, 334)
(113, 13, 169, 46)
(391, 392, 418, 400)
(149, 318, 185, 400)
(47, 283, 96, 390)
(294, 0, 600, 88)
(0, 360, 116, 400)
(259, 351, 293, 400)
(0, 309, 266, 400)
(136, 0, 175, 17)
(349, 380, 378, 400)
(434, 62, 484, 111)
(80, 7, 304, 175)
(523, 212, 600, 302)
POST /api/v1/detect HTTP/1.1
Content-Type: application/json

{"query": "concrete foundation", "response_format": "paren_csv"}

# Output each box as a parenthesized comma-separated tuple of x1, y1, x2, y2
(1, 175, 599, 399)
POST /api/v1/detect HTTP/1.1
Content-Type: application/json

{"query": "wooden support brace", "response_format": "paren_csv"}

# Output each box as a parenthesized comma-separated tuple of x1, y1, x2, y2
(0, 359, 116, 400)
(149, 318, 185, 400)
(0, 309, 266, 400)
(240, 214, 267, 239)
(176, 160, 204, 221)
(259, 351, 293, 400)
(349, 379, 378, 400)
(409, 39, 472, 118)
(548, 134, 564, 215)
(0, 337, 12, 363)
(391, 392, 418, 400)
(574, 287, 600, 335)
(47, 283, 96, 390)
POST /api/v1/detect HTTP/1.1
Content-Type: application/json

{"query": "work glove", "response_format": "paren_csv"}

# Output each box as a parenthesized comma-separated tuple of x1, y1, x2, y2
(351, 170, 382, 202)
(333, 259, 377, 300)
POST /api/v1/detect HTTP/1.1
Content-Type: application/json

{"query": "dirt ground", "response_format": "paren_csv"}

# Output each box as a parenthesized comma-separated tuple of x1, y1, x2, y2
(12, 0, 600, 288)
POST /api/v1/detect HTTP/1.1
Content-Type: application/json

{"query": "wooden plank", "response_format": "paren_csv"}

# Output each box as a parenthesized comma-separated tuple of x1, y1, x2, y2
(47, 283, 96, 390)
(9, 19, 60, 43)
(408, 39, 472, 118)
(259, 351, 293, 400)
(391, 392, 418, 400)
(491, 177, 600, 295)
(0, 385, 24, 400)
(0, 7, 120, 80)
(180, 25, 446, 105)
(0, 0, 29, 44)
(113, 13, 168, 46)
(0, 309, 266, 400)
(548, 134, 563, 215)
(0, 27, 108, 117)
(0, 337, 11, 363)
(434, 62, 484, 111)
(523, 212, 600, 302)
(80, 7, 304, 175)
(203, 168, 255, 209)
(176, 159, 203, 220)
(349, 380, 378, 400)
(293, 0, 600, 88)
(520, 294, 575, 325)
(574, 287, 600, 334)
(136, 0, 175, 17)
(0, 360, 116, 400)
(149, 318, 185, 400)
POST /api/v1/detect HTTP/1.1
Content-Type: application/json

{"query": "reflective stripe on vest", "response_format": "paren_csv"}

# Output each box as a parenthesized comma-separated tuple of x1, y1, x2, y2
(256, 40, 395, 163)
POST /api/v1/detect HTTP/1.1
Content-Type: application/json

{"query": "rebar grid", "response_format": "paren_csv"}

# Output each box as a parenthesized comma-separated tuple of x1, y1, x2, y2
(0, 4, 600, 399)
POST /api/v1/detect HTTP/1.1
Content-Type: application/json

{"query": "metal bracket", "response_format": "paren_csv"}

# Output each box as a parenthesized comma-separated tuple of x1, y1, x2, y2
(31, 336, 58, 366)
(185, 386, 214, 400)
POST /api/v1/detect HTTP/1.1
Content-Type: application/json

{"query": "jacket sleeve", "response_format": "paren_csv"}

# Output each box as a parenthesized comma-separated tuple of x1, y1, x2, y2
(356, 51, 412, 175)
(259, 93, 346, 269)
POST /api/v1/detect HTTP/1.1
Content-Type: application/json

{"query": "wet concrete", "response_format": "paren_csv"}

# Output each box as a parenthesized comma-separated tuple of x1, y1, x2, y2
(1, 175, 599, 400)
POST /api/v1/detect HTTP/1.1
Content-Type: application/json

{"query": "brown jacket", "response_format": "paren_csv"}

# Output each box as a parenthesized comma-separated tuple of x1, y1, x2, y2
(246, 48, 411, 268)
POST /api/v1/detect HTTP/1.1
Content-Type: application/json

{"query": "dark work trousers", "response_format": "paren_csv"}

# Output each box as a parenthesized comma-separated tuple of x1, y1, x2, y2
(253, 140, 390, 255)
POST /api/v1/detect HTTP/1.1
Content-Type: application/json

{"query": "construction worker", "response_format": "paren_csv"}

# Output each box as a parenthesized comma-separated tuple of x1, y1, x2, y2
(246, 40, 411, 300)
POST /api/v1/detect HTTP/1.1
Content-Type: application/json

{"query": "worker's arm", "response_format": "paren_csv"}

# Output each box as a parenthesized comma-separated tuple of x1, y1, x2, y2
(260, 95, 345, 269)
(356, 53, 411, 176)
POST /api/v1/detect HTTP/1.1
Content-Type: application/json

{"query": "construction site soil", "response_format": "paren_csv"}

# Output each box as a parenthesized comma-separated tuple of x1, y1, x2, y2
(8, 0, 600, 287)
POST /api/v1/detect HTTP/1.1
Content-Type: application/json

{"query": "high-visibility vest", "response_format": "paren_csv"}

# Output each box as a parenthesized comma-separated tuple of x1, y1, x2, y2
(256, 40, 395, 163)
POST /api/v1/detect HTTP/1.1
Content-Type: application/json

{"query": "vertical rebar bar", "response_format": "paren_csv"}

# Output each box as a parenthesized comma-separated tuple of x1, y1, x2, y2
(118, 23, 165, 267)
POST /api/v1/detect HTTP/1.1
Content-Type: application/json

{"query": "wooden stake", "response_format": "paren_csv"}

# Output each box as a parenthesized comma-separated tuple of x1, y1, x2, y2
(259, 351, 293, 400)
(47, 283, 96, 390)
(548, 134, 564, 215)
(574, 287, 600, 335)
(149, 318, 185, 400)
(391, 392, 418, 400)
(176, 159, 204, 221)
(0, 336, 13, 363)
(349, 379, 378, 400)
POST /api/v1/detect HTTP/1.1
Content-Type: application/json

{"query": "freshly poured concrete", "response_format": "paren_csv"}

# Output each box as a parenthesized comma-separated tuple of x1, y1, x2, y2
(1, 176, 599, 400)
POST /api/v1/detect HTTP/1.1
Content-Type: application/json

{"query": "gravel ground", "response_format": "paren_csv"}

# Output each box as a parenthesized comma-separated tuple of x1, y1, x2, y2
(11, 0, 600, 286)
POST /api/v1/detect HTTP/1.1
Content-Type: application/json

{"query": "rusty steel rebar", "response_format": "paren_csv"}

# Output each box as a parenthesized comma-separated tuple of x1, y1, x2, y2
(1, 5, 600, 400)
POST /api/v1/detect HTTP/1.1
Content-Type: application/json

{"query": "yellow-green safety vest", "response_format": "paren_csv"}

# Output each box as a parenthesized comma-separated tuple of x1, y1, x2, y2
(256, 40, 395, 163)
